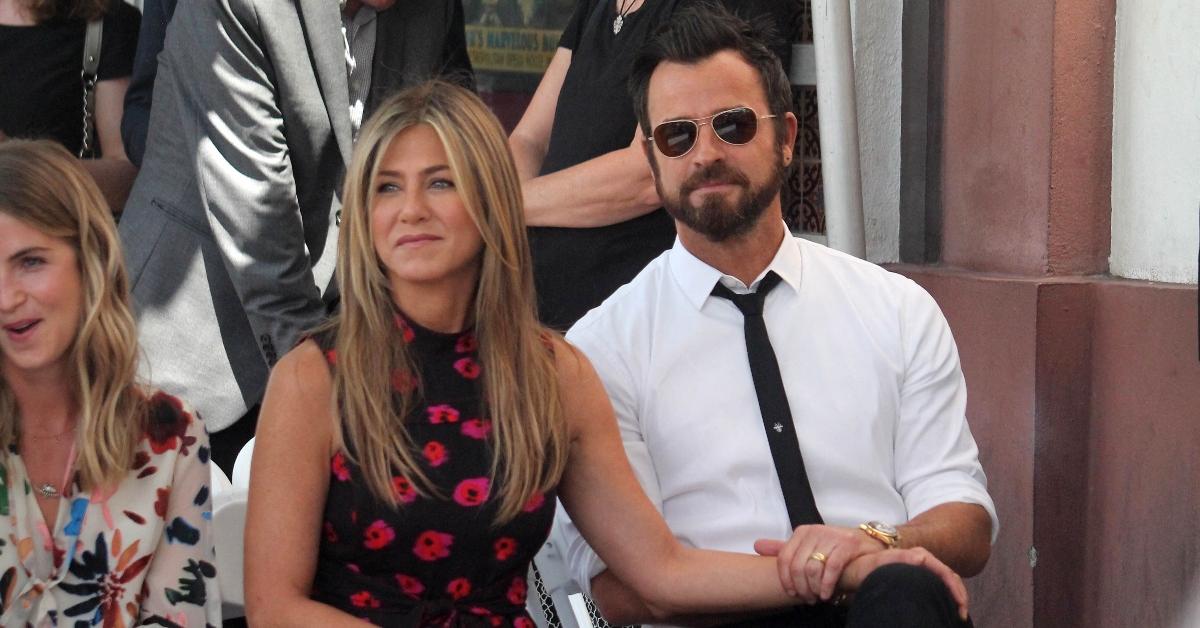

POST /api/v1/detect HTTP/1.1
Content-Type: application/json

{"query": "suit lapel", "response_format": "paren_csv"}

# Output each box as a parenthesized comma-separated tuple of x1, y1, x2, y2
(298, 0, 353, 166)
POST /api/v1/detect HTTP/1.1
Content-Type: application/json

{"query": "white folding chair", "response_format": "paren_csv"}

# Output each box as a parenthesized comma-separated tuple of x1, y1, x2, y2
(213, 490, 249, 618)
(210, 461, 234, 499)
(232, 437, 255, 489)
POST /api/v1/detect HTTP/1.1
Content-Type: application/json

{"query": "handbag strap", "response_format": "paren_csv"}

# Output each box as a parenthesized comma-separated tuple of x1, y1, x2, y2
(80, 17, 103, 158)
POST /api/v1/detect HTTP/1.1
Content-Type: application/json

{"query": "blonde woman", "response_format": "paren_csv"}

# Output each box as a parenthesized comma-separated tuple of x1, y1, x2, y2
(0, 140, 219, 626)
(244, 82, 969, 627)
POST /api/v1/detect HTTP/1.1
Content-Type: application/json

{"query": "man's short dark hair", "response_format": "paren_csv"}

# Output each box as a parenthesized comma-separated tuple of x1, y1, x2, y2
(629, 2, 792, 143)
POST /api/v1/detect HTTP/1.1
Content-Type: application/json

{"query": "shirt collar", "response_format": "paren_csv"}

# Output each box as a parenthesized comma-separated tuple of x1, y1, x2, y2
(668, 223, 803, 310)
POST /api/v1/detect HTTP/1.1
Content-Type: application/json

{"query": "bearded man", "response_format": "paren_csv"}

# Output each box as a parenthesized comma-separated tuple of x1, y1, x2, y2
(552, 4, 997, 627)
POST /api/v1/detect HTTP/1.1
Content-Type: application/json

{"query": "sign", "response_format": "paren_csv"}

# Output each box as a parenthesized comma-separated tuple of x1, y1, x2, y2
(466, 26, 562, 74)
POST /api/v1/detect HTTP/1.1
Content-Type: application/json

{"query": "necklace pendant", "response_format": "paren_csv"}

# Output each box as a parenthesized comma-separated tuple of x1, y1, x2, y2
(613, 15, 624, 35)
(37, 483, 58, 498)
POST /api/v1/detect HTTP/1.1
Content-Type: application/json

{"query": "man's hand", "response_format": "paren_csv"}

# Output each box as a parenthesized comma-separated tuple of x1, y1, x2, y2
(755, 537, 970, 622)
(752, 525, 887, 603)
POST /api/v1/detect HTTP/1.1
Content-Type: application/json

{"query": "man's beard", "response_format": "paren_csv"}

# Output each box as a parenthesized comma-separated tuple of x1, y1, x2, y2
(660, 153, 784, 243)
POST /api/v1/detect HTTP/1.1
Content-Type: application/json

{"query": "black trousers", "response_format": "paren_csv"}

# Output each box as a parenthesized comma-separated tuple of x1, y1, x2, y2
(718, 563, 973, 628)
(208, 404, 260, 476)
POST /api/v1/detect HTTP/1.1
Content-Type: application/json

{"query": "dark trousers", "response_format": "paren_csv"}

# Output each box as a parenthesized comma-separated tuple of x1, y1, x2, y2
(209, 404, 260, 476)
(718, 563, 973, 628)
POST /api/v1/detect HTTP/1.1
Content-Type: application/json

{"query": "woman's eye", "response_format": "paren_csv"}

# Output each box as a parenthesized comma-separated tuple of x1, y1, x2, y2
(376, 182, 400, 194)
(429, 178, 455, 190)
(19, 256, 46, 269)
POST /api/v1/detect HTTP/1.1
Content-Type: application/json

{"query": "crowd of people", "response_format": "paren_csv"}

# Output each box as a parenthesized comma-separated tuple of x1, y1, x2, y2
(0, 0, 996, 626)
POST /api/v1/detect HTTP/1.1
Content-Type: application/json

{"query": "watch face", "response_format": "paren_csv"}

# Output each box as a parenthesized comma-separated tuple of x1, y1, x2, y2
(870, 521, 898, 536)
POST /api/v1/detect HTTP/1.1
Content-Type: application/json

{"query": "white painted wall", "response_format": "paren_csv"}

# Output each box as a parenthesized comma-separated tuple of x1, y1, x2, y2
(1110, 0, 1200, 284)
(849, 0, 902, 264)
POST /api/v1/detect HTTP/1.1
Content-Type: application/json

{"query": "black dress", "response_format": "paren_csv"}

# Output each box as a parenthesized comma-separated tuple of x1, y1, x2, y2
(528, 0, 684, 330)
(0, 0, 139, 155)
(309, 319, 555, 627)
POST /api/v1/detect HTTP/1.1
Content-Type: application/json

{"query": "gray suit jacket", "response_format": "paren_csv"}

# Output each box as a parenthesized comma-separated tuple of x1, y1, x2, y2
(120, 0, 472, 431)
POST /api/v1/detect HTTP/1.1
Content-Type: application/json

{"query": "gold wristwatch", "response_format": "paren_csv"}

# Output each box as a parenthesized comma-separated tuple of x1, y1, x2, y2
(859, 521, 901, 549)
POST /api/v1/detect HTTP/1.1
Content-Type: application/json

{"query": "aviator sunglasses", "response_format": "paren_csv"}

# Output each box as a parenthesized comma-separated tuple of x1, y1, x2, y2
(648, 106, 777, 158)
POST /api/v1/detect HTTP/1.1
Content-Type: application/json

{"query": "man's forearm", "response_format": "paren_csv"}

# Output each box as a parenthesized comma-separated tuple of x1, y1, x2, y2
(896, 502, 992, 576)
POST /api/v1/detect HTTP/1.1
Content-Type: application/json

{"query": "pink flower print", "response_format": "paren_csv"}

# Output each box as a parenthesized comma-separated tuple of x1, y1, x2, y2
(392, 369, 418, 393)
(392, 476, 417, 504)
(506, 575, 528, 605)
(363, 520, 396, 550)
(493, 537, 517, 561)
(350, 591, 381, 608)
(413, 530, 453, 561)
(455, 333, 478, 353)
(325, 349, 337, 365)
(454, 357, 481, 379)
(323, 521, 338, 543)
(522, 492, 545, 513)
(446, 577, 472, 600)
(514, 618, 536, 628)
(395, 574, 425, 599)
(394, 314, 416, 343)
(427, 404, 461, 424)
(453, 477, 490, 507)
(331, 452, 351, 481)
(461, 418, 491, 440)
(423, 441, 448, 467)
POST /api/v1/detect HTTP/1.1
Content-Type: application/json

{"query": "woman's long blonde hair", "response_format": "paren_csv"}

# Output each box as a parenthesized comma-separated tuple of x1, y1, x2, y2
(330, 81, 568, 523)
(0, 140, 146, 489)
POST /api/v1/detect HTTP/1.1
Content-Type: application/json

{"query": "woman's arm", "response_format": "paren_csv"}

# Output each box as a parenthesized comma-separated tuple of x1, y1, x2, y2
(554, 340, 796, 621)
(508, 48, 661, 228)
(81, 77, 138, 212)
(243, 340, 364, 627)
(137, 398, 222, 625)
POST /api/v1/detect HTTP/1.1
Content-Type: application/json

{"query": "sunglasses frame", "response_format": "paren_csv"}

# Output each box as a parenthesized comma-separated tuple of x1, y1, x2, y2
(647, 106, 778, 158)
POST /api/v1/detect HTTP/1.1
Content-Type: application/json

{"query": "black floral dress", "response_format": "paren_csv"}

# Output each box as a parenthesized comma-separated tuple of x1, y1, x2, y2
(309, 318, 555, 627)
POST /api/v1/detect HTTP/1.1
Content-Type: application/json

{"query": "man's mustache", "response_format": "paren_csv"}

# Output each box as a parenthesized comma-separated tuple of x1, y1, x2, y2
(680, 163, 750, 196)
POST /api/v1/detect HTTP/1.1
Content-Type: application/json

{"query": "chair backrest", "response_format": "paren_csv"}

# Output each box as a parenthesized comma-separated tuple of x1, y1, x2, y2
(213, 491, 249, 608)
(232, 437, 255, 489)
(211, 461, 234, 498)
(527, 513, 600, 628)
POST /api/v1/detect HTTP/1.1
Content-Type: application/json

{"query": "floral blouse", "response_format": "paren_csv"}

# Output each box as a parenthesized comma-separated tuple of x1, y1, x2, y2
(0, 391, 220, 627)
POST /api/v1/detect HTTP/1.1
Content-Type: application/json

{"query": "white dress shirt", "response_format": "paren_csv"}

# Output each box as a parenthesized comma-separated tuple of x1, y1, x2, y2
(552, 231, 998, 609)
(341, 6, 377, 133)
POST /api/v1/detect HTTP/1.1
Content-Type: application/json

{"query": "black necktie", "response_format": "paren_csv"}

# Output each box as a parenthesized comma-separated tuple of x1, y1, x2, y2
(711, 271, 823, 527)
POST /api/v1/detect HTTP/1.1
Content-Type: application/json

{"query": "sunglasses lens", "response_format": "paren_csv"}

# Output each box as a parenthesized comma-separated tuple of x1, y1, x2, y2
(713, 108, 759, 145)
(654, 121, 698, 157)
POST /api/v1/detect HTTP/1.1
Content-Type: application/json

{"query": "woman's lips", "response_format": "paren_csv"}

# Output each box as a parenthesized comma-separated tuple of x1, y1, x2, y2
(3, 319, 40, 340)
(395, 234, 441, 247)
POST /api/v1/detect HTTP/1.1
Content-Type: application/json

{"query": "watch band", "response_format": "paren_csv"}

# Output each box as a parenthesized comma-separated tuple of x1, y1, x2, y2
(859, 521, 900, 549)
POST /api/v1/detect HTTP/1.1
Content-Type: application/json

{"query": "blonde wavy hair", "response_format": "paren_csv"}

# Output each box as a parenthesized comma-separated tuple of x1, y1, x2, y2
(0, 140, 146, 489)
(329, 81, 567, 523)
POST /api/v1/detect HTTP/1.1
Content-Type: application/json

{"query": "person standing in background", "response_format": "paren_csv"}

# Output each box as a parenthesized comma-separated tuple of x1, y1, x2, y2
(119, 0, 473, 473)
(0, 0, 140, 210)
(119, 0, 175, 168)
